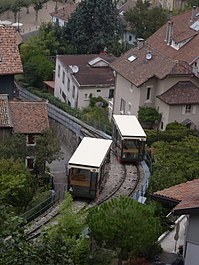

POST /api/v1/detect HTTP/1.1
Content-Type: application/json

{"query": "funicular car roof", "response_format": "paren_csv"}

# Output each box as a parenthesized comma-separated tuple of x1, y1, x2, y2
(113, 115, 146, 139)
(68, 137, 112, 169)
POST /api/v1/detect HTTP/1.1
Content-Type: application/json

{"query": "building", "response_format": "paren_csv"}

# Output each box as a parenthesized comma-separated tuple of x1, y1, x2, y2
(0, 95, 49, 170)
(54, 54, 116, 109)
(153, 179, 199, 265)
(0, 27, 23, 99)
(50, 2, 77, 26)
(118, 0, 137, 45)
(111, 8, 199, 130)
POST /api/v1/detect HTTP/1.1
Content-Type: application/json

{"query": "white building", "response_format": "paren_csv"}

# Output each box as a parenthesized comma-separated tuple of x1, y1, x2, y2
(50, 3, 77, 27)
(54, 54, 116, 109)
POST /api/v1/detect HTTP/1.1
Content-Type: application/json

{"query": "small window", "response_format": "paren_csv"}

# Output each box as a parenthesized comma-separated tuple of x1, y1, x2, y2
(97, 89, 101, 92)
(26, 157, 35, 171)
(185, 104, 192, 113)
(58, 64, 60, 77)
(26, 135, 36, 146)
(109, 89, 114, 98)
(129, 35, 132, 42)
(146, 87, 151, 100)
(62, 91, 66, 101)
(72, 85, 75, 98)
(62, 71, 65, 84)
(128, 103, 131, 114)
(85, 93, 88, 99)
(68, 100, 71, 106)
(56, 18, 59, 24)
(67, 78, 70, 91)
(161, 122, 164, 130)
(120, 98, 126, 114)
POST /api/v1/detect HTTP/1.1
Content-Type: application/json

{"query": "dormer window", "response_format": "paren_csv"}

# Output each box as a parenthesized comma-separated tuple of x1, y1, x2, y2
(88, 57, 109, 67)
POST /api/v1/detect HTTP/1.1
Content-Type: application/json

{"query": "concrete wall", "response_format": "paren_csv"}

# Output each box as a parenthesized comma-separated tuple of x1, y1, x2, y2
(49, 118, 79, 155)
(185, 214, 199, 265)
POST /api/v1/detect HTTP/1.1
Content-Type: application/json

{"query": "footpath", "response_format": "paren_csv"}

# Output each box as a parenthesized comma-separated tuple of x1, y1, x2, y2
(0, 1, 65, 34)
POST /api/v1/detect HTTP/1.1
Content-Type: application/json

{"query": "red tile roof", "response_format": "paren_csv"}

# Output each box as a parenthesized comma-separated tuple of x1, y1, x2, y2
(157, 81, 199, 105)
(110, 44, 191, 87)
(50, 3, 77, 21)
(58, 54, 116, 87)
(153, 179, 199, 214)
(146, 9, 199, 64)
(0, 27, 23, 75)
(9, 100, 49, 134)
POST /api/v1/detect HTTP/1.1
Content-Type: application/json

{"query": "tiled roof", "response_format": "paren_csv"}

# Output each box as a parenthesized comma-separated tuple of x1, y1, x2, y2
(157, 81, 199, 105)
(146, 9, 199, 64)
(0, 27, 23, 75)
(0, 94, 12, 127)
(58, 54, 116, 87)
(153, 179, 199, 214)
(110, 44, 188, 87)
(9, 100, 49, 134)
(50, 3, 77, 21)
(119, 0, 136, 13)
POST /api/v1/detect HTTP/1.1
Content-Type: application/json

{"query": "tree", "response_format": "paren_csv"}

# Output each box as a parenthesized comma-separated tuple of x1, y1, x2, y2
(125, 0, 168, 39)
(66, 0, 123, 54)
(35, 128, 62, 177)
(87, 196, 161, 265)
(31, 0, 49, 22)
(138, 106, 162, 124)
(148, 135, 199, 194)
(0, 159, 34, 212)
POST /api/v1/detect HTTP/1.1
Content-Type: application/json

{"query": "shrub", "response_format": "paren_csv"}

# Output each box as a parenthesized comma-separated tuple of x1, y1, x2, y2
(138, 106, 162, 123)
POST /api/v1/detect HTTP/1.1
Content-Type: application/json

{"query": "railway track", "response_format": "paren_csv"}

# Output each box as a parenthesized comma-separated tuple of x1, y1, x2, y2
(17, 85, 144, 239)
(26, 152, 142, 240)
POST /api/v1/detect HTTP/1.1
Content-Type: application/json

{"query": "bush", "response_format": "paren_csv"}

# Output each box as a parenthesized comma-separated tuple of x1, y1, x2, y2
(138, 106, 162, 123)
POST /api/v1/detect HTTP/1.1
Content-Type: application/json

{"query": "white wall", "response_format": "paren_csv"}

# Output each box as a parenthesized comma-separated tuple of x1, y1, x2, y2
(52, 16, 67, 27)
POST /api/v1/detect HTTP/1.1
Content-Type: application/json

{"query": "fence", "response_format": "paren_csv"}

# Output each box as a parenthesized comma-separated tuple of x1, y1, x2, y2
(21, 191, 57, 223)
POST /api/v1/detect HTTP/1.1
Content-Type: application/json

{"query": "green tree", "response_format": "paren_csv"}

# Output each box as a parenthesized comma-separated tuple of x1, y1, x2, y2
(148, 135, 199, 194)
(0, 159, 34, 212)
(35, 128, 62, 177)
(125, 0, 168, 39)
(87, 196, 161, 265)
(66, 0, 123, 54)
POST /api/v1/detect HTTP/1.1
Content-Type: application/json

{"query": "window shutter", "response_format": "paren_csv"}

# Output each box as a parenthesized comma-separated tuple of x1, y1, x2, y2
(182, 105, 186, 114)
(192, 105, 196, 114)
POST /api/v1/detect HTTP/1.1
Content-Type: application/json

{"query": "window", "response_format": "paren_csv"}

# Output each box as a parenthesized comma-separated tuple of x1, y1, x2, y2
(62, 91, 66, 101)
(146, 87, 151, 100)
(26, 157, 35, 171)
(72, 85, 75, 98)
(67, 78, 70, 91)
(129, 35, 132, 42)
(109, 89, 114, 98)
(120, 98, 126, 114)
(58, 64, 60, 77)
(85, 93, 88, 99)
(62, 71, 65, 84)
(185, 104, 192, 113)
(26, 135, 36, 146)
(97, 89, 101, 92)
(128, 103, 131, 114)
(161, 122, 164, 130)
(56, 18, 59, 24)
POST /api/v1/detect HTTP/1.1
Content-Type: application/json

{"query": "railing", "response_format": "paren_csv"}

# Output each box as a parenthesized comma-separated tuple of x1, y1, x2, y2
(20, 192, 57, 223)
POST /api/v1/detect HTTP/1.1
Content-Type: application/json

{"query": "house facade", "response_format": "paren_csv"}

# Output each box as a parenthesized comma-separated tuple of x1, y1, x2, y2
(118, 0, 137, 45)
(111, 9, 199, 130)
(54, 54, 116, 109)
(0, 95, 49, 170)
(50, 3, 77, 26)
(153, 179, 199, 265)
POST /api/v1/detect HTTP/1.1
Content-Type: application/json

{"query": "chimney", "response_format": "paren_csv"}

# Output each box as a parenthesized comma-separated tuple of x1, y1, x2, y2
(190, 6, 197, 22)
(167, 21, 173, 46)
(137, 38, 144, 49)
